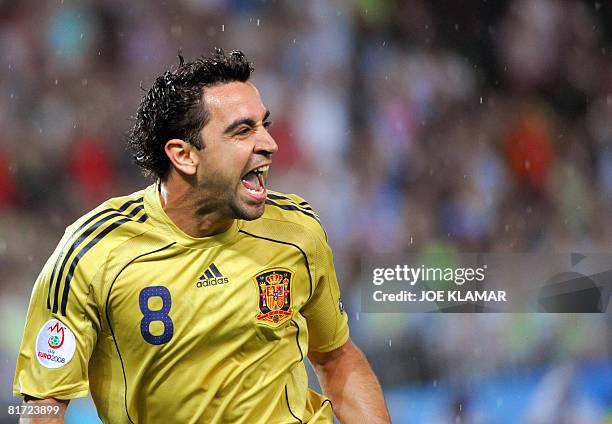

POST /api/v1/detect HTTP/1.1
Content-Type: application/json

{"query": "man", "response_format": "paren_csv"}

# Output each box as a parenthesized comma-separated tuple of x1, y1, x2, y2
(14, 49, 390, 423)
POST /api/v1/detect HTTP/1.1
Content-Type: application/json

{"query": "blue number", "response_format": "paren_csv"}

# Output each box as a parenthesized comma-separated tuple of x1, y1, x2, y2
(139, 286, 173, 345)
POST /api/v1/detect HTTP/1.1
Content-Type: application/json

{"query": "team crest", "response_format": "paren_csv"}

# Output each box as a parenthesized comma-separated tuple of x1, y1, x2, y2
(254, 269, 293, 326)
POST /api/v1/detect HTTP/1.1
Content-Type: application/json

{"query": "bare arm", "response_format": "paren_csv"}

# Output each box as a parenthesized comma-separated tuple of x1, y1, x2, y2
(308, 338, 391, 424)
(19, 397, 69, 424)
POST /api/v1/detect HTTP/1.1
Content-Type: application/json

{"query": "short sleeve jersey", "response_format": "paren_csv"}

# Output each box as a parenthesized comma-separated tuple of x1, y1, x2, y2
(13, 182, 349, 423)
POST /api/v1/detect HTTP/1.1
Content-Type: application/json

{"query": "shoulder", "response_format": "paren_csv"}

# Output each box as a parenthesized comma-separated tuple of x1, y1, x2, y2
(64, 189, 155, 262)
(242, 191, 327, 250)
(66, 190, 148, 235)
(45, 189, 153, 315)
(262, 191, 327, 242)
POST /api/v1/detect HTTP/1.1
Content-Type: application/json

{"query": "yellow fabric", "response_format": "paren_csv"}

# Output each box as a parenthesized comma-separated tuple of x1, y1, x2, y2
(14, 183, 349, 423)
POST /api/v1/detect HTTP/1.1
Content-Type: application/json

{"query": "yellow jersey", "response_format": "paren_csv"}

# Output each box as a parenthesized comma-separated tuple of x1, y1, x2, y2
(13, 182, 349, 423)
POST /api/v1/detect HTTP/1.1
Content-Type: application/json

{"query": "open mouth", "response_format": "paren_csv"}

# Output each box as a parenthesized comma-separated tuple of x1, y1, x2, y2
(241, 165, 269, 200)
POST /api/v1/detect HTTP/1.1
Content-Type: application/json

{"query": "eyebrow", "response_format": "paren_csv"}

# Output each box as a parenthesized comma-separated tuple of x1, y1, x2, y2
(223, 110, 271, 135)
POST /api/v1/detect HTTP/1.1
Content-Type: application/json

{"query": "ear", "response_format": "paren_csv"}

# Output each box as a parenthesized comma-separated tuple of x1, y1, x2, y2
(164, 139, 200, 176)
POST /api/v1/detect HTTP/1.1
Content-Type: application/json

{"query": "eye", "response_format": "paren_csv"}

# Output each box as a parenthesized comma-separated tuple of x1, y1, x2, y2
(236, 126, 251, 136)
(263, 121, 272, 129)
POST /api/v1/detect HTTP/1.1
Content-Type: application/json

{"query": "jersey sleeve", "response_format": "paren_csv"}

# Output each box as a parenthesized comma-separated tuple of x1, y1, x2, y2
(300, 235, 349, 353)
(13, 227, 102, 400)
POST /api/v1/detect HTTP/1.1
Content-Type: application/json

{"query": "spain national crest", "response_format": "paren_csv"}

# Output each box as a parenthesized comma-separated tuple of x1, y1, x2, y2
(254, 268, 293, 326)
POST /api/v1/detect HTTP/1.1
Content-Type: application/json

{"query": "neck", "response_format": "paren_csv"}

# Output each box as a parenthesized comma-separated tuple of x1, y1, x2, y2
(159, 174, 233, 238)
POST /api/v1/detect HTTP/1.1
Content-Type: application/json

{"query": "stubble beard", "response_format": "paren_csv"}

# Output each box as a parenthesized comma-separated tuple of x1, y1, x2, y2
(229, 196, 265, 221)
(198, 176, 265, 222)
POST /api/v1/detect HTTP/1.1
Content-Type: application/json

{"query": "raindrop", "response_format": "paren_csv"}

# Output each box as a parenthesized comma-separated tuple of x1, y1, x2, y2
(505, 224, 510, 232)
(388, 339, 392, 347)
(382, 41, 386, 47)
(221, 24, 225, 32)
(80, 33, 84, 39)
(9, 93, 14, 99)
(54, 79, 58, 85)
(355, 312, 360, 320)
(171, 25, 182, 38)
(81, 79, 88, 86)
(292, 38, 296, 44)
(433, 379, 438, 388)
(479, 96, 483, 104)
(410, 236, 413, 245)
(524, 160, 531, 169)
(454, 23, 459, 31)
(256, 19, 260, 27)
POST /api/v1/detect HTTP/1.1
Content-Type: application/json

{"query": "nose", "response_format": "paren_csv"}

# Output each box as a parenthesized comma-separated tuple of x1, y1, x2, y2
(254, 127, 278, 157)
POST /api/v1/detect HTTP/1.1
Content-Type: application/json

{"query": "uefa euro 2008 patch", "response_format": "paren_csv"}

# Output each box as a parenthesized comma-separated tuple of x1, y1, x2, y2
(35, 319, 76, 368)
(254, 268, 293, 326)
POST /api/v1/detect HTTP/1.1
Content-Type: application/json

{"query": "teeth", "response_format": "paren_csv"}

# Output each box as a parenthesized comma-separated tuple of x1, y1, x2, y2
(253, 165, 269, 173)
(244, 186, 265, 194)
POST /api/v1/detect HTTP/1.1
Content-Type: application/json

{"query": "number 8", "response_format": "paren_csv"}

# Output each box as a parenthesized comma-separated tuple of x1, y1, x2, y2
(139, 286, 173, 345)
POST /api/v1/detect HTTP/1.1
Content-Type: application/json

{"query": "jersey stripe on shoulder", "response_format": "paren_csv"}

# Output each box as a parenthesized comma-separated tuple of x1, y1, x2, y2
(47, 197, 148, 315)
(46, 198, 143, 309)
(265, 193, 320, 223)
(297, 201, 313, 211)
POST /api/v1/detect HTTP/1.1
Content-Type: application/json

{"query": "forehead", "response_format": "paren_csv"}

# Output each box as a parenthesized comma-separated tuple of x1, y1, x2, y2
(202, 81, 266, 125)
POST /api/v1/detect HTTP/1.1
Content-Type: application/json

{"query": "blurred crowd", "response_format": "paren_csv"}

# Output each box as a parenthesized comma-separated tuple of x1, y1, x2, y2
(1, 0, 612, 421)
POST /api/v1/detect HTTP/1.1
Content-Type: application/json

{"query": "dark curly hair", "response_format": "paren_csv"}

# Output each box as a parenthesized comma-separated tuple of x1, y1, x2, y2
(127, 48, 253, 179)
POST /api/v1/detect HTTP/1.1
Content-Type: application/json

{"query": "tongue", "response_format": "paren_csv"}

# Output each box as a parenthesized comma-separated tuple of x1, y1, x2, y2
(242, 171, 262, 190)
(257, 172, 265, 189)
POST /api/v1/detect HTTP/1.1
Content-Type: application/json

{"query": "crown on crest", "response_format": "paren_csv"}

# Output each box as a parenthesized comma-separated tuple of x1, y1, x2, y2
(265, 273, 284, 284)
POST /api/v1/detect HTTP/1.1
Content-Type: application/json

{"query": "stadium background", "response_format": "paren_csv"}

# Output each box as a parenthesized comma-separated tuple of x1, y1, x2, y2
(1, 0, 611, 422)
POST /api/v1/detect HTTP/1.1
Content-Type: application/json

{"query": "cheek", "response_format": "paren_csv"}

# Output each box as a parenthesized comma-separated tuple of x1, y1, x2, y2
(201, 150, 246, 183)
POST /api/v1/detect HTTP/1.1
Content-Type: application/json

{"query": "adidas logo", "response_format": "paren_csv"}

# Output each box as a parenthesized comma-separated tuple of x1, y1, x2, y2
(196, 263, 229, 288)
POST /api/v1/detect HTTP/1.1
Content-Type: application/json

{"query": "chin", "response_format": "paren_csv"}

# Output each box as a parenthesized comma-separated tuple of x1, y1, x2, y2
(231, 202, 266, 221)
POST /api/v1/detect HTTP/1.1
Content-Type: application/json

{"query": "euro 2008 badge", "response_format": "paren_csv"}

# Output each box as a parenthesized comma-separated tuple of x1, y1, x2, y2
(35, 319, 76, 368)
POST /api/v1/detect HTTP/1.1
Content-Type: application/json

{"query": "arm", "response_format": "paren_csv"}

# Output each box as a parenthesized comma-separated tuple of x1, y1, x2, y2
(308, 338, 391, 424)
(19, 397, 69, 424)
